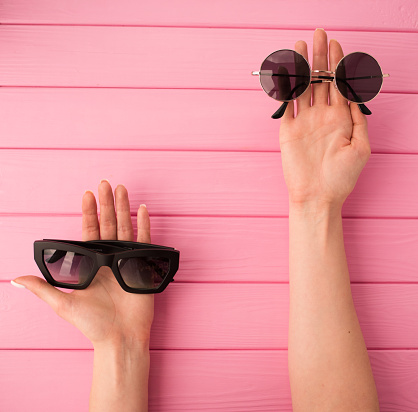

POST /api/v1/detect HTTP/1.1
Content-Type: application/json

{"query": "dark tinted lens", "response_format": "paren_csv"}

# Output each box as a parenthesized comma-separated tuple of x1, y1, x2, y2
(44, 249, 94, 285)
(118, 257, 170, 289)
(259, 50, 310, 101)
(335, 52, 382, 103)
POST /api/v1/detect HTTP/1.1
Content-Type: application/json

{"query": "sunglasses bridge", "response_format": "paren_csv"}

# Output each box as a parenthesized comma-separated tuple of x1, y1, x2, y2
(95, 254, 115, 268)
(311, 69, 334, 83)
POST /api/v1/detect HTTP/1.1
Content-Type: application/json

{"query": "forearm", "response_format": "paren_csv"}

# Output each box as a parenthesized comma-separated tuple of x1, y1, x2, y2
(288, 202, 379, 412)
(90, 338, 150, 412)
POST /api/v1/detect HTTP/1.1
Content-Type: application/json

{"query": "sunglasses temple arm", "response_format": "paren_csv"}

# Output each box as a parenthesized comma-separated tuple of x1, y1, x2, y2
(337, 77, 372, 115)
(271, 82, 307, 119)
(357, 104, 372, 115)
(271, 101, 370, 120)
(272, 78, 372, 119)
(272, 102, 288, 119)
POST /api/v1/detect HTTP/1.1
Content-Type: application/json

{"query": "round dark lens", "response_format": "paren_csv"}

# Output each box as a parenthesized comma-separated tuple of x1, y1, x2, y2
(44, 249, 94, 285)
(118, 257, 170, 289)
(259, 50, 310, 101)
(335, 52, 382, 103)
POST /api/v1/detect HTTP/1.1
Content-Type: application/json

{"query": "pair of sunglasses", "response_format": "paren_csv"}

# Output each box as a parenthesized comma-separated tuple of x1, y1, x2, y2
(34, 239, 180, 294)
(252, 49, 390, 119)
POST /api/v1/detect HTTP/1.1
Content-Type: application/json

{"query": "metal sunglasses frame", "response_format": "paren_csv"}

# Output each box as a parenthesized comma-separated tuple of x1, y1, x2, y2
(252, 49, 390, 119)
(34, 239, 180, 294)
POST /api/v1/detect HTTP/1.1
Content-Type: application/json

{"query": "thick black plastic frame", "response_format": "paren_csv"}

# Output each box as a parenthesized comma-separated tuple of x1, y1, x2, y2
(34, 239, 180, 294)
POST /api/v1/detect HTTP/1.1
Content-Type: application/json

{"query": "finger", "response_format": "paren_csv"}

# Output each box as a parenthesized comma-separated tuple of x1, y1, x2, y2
(12, 276, 72, 321)
(115, 184, 134, 241)
(312, 28, 329, 106)
(349, 102, 371, 159)
(329, 39, 347, 107)
(295, 40, 310, 115)
(98, 180, 117, 240)
(137, 204, 151, 244)
(82, 190, 100, 241)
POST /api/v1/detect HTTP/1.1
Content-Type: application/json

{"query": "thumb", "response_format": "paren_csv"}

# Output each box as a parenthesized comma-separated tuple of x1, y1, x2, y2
(349, 102, 371, 160)
(11, 276, 72, 319)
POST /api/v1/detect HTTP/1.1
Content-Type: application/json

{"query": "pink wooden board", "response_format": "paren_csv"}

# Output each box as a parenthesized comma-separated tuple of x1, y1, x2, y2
(1, 0, 417, 410)
(0, 89, 417, 154)
(0, 27, 413, 91)
(1, 0, 417, 31)
(0, 350, 416, 412)
(1, 283, 417, 350)
(1, 216, 418, 283)
(1, 150, 418, 218)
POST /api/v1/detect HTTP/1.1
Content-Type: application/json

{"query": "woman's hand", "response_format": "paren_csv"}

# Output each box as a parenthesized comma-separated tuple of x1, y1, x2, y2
(279, 29, 371, 210)
(13, 180, 154, 348)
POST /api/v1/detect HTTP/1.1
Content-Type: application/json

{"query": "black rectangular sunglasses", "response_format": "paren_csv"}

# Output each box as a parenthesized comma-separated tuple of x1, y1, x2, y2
(34, 239, 180, 294)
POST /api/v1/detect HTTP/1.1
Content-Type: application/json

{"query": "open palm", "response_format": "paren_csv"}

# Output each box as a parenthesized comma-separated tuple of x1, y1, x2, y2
(279, 31, 371, 208)
(13, 181, 154, 346)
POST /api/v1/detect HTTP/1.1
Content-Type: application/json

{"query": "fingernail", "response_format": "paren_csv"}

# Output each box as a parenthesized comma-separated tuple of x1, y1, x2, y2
(140, 204, 147, 209)
(100, 179, 110, 184)
(11, 280, 26, 289)
(316, 28, 325, 31)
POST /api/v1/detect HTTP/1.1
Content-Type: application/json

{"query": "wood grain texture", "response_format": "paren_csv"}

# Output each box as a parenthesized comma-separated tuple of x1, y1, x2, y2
(2, 283, 417, 349)
(1, 215, 418, 283)
(0, 349, 416, 412)
(1, 150, 418, 218)
(0, 88, 416, 153)
(0, 3, 416, 411)
(0, 26, 412, 91)
(0, 0, 417, 31)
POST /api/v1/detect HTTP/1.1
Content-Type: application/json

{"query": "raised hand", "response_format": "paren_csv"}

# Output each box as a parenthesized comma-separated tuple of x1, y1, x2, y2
(12, 180, 154, 347)
(279, 29, 371, 209)
(285, 29, 379, 412)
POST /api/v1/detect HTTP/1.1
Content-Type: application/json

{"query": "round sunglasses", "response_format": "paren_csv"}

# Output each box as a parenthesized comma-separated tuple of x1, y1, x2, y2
(252, 49, 390, 119)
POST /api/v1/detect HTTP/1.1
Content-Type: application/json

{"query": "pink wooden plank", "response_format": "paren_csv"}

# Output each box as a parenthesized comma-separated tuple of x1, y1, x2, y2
(0, 150, 417, 218)
(1, 215, 417, 283)
(0, 88, 416, 153)
(0, 0, 416, 32)
(0, 349, 416, 412)
(0, 26, 413, 91)
(2, 283, 417, 349)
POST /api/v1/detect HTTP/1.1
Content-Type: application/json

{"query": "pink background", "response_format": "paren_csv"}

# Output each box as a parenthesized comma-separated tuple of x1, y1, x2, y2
(1, 1, 418, 410)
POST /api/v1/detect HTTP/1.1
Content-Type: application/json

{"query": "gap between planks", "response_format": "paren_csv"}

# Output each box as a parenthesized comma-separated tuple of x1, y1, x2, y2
(1, 23, 418, 34)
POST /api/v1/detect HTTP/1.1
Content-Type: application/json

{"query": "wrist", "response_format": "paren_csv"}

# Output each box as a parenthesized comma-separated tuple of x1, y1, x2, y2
(289, 199, 342, 218)
(93, 334, 150, 353)
(93, 336, 150, 381)
(92, 336, 150, 391)
(90, 336, 150, 411)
